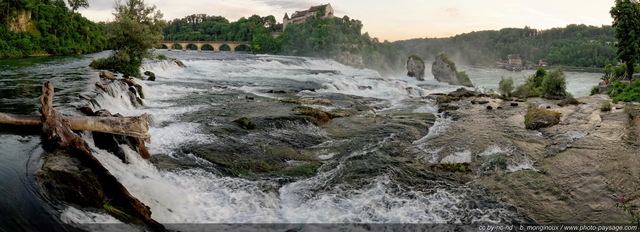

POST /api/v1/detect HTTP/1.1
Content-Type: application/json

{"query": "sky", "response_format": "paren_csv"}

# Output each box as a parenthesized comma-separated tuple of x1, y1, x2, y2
(79, 0, 616, 42)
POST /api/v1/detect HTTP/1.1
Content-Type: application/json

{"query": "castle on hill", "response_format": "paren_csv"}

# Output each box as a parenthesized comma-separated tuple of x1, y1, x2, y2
(283, 3, 335, 30)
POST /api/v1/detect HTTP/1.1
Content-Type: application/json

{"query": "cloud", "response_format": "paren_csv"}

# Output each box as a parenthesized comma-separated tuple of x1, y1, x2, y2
(443, 7, 460, 18)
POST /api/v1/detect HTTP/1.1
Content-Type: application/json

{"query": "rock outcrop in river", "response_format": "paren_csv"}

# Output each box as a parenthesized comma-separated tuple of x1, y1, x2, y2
(431, 54, 473, 87)
(406, 55, 425, 81)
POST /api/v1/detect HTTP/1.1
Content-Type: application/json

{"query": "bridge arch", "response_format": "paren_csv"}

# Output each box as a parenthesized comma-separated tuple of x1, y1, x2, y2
(201, 44, 214, 51)
(234, 44, 251, 52)
(160, 41, 252, 52)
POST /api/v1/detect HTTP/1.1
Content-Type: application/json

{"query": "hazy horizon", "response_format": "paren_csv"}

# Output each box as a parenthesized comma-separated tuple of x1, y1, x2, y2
(79, 0, 615, 42)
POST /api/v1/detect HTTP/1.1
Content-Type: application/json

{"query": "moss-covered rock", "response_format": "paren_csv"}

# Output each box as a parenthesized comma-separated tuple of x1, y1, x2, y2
(524, 107, 561, 130)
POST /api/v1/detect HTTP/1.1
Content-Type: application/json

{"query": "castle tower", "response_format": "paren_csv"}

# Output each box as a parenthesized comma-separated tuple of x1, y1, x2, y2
(283, 13, 290, 31)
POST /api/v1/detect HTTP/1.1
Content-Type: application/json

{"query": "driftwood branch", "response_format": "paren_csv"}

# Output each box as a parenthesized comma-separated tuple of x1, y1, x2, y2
(36, 81, 165, 231)
(0, 82, 150, 141)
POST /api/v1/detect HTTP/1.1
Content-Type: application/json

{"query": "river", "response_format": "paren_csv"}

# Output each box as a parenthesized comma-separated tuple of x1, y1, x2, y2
(0, 51, 601, 230)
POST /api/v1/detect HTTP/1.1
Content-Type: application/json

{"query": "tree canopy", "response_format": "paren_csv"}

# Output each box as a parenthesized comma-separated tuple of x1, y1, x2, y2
(611, 0, 640, 78)
(0, 0, 106, 58)
(91, 0, 165, 76)
(394, 24, 616, 68)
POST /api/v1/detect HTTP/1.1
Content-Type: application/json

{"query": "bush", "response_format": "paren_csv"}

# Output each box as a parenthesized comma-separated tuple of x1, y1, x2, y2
(532, 68, 546, 88)
(498, 77, 514, 97)
(600, 102, 612, 112)
(609, 80, 640, 102)
(156, 54, 167, 60)
(590, 86, 600, 96)
(541, 67, 568, 99)
(456, 71, 473, 87)
(513, 82, 542, 98)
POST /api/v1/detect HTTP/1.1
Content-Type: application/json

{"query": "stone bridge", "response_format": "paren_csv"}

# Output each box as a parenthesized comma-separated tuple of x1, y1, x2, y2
(159, 41, 251, 52)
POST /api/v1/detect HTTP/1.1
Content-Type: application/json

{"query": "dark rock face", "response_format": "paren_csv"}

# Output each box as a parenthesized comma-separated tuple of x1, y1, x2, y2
(234, 117, 256, 130)
(36, 151, 106, 207)
(448, 88, 481, 98)
(432, 55, 458, 85)
(144, 71, 156, 81)
(406, 55, 425, 81)
(557, 98, 581, 107)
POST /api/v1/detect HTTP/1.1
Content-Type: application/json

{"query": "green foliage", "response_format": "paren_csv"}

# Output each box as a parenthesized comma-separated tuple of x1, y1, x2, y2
(541, 67, 568, 99)
(437, 53, 473, 86)
(408, 54, 424, 64)
(456, 71, 472, 86)
(278, 16, 404, 75)
(498, 77, 514, 97)
(0, 0, 106, 58)
(156, 54, 167, 60)
(608, 80, 640, 102)
(394, 25, 616, 68)
(590, 86, 600, 96)
(67, 0, 89, 12)
(103, 203, 134, 221)
(532, 68, 546, 88)
(600, 102, 612, 112)
(98, 0, 165, 77)
(611, 0, 640, 78)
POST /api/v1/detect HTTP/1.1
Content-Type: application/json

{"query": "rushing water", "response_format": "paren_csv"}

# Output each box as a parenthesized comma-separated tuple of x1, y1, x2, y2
(0, 51, 601, 230)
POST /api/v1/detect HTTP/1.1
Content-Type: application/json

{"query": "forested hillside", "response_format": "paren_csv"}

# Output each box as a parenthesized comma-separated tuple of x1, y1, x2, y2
(163, 14, 279, 51)
(0, 0, 107, 58)
(277, 16, 404, 75)
(394, 24, 616, 68)
(163, 13, 405, 75)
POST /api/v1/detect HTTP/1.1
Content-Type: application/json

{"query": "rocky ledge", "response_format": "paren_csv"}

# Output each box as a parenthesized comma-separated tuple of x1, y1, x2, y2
(425, 91, 640, 224)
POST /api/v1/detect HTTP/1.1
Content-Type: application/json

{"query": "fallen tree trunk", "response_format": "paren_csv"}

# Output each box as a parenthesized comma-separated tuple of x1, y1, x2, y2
(37, 81, 165, 231)
(0, 111, 150, 141)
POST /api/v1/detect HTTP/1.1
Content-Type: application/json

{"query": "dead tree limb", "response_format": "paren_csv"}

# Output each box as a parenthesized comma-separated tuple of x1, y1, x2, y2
(1, 83, 150, 141)
(38, 81, 165, 231)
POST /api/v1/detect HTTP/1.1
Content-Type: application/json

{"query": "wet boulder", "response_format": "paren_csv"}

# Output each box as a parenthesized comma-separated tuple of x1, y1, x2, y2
(144, 71, 156, 81)
(406, 55, 425, 81)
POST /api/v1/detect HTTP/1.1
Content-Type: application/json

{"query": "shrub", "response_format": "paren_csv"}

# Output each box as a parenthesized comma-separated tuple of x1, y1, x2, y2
(541, 67, 568, 99)
(609, 80, 640, 102)
(498, 77, 514, 97)
(524, 105, 561, 130)
(532, 68, 546, 88)
(456, 71, 473, 87)
(600, 102, 612, 112)
(590, 86, 600, 96)
(156, 54, 167, 60)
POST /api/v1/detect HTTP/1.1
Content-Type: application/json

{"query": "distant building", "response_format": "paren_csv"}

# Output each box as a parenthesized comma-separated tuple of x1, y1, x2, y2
(508, 54, 523, 66)
(538, 59, 549, 67)
(283, 3, 335, 30)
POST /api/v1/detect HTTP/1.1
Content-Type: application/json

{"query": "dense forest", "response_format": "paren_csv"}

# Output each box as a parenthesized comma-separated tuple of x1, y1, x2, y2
(394, 25, 616, 68)
(163, 14, 279, 51)
(163, 12, 405, 75)
(0, 0, 107, 58)
(276, 15, 404, 75)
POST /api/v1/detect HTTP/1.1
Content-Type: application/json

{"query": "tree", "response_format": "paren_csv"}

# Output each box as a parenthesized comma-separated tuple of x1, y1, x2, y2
(92, 0, 165, 77)
(542, 67, 568, 99)
(67, 0, 89, 12)
(611, 0, 640, 79)
(498, 77, 514, 97)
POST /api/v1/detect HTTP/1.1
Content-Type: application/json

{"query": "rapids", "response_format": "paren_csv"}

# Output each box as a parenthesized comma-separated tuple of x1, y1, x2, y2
(0, 51, 601, 230)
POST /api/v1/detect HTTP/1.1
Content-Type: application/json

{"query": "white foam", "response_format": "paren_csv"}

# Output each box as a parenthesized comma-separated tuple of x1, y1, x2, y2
(440, 150, 472, 164)
(477, 145, 512, 157)
(506, 156, 538, 173)
(60, 206, 122, 224)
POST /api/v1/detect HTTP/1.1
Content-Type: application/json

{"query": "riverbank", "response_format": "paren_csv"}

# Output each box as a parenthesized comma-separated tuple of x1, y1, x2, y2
(428, 92, 639, 223)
